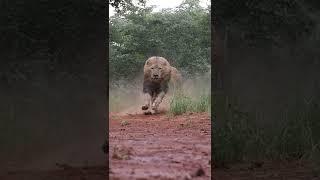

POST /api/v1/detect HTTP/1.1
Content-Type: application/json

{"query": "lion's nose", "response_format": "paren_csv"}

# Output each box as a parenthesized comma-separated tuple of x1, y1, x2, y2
(153, 74, 159, 78)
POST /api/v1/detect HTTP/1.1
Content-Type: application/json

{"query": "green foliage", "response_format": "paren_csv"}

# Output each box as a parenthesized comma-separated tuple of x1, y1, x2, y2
(192, 94, 211, 113)
(109, 0, 147, 14)
(169, 90, 210, 116)
(169, 91, 193, 115)
(109, 0, 210, 83)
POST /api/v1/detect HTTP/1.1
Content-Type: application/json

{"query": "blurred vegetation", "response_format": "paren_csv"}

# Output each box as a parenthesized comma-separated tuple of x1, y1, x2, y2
(109, 0, 211, 84)
(0, 0, 105, 85)
(213, 95, 320, 168)
(215, 0, 315, 46)
(0, 0, 106, 167)
(213, 0, 320, 167)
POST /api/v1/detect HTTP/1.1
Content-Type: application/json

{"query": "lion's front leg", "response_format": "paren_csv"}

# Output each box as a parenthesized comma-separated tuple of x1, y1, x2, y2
(152, 91, 166, 111)
(142, 93, 152, 110)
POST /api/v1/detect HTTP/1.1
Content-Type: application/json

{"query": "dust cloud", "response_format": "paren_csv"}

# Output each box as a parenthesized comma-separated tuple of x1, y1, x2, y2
(109, 70, 211, 115)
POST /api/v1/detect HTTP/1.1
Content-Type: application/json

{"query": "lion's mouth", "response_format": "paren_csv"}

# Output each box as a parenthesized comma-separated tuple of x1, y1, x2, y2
(151, 77, 161, 82)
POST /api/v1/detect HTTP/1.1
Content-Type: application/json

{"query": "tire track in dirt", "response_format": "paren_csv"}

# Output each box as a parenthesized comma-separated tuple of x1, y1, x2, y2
(109, 112, 211, 180)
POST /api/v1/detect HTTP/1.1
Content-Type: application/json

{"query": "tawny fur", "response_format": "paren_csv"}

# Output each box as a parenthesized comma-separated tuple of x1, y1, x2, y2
(169, 66, 182, 90)
(142, 56, 182, 114)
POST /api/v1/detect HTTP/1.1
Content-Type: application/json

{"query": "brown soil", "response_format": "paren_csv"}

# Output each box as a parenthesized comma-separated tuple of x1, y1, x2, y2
(1, 110, 317, 180)
(109, 111, 211, 180)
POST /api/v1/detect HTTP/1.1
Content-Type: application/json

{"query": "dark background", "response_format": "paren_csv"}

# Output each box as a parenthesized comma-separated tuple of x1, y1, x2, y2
(2, 0, 320, 176)
(213, 0, 320, 166)
(0, 0, 107, 171)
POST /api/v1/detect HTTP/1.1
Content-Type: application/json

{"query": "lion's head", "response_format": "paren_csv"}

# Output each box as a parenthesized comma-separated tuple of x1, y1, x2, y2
(144, 56, 171, 83)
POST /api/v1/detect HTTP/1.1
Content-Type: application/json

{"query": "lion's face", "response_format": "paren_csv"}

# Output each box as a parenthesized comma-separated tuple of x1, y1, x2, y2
(144, 57, 171, 82)
(150, 64, 164, 80)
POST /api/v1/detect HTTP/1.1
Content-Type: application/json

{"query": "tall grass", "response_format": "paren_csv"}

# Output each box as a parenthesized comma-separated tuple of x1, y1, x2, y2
(192, 94, 211, 113)
(169, 91, 192, 115)
(213, 94, 320, 166)
(169, 90, 211, 115)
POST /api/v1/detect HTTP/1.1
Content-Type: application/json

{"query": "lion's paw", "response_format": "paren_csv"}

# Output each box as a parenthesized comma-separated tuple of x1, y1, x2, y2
(142, 105, 149, 110)
(144, 111, 152, 115)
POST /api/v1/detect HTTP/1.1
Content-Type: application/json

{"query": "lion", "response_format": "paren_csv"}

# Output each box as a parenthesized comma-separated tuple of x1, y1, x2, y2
(141, 56, 182, 115)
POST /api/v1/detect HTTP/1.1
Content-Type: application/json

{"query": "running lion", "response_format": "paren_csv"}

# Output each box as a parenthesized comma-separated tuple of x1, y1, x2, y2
(142, 56, 182, 115)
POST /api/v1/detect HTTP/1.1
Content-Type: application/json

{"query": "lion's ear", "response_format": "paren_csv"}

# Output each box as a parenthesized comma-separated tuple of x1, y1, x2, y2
(162, 61, 168, 66)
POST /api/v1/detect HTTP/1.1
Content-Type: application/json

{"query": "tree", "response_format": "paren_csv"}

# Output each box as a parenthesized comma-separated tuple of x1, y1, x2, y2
(109, 0, 210, 83)
(109, 0, 146, 14)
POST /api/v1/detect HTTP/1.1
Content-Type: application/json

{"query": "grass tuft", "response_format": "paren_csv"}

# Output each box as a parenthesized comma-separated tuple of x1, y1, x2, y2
(169, 90, 210, 116)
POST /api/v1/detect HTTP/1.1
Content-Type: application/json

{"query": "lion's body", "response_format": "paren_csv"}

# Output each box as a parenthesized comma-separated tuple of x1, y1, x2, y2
(142, 56, 182, 114)
(169, 66, 182, 91)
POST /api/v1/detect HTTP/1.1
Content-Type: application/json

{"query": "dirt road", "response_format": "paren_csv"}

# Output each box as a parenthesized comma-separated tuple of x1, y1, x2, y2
(2, 110, 316, 180)
(109, 112, 211, 180)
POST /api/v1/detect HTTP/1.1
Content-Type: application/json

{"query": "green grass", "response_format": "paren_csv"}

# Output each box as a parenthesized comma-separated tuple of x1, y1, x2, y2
(169, 91, 192, 115)
(169, 90, 211, 116)
(191, 94, 211, 113)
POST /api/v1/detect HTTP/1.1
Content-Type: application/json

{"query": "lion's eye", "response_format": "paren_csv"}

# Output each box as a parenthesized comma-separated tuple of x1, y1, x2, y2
(151, 67, 154, 69)
(159, 67, 162, 69)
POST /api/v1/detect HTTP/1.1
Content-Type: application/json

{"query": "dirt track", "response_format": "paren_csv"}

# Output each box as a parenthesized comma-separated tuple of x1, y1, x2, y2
(109, 112, 211, 180)
(1, 110, 317, 180)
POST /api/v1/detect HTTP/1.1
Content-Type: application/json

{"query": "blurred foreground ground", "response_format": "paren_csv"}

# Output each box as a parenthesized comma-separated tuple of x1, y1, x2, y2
(213, 161, 317, 180)
(0, 166, 106, 180)
(1, 110, 317, 180)
(109, 111, 211, 180)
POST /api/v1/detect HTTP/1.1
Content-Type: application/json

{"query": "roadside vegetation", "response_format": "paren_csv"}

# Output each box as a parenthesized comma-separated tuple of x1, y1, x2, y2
(169, 90, 210, 116)
(109, 0, 211, 116)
